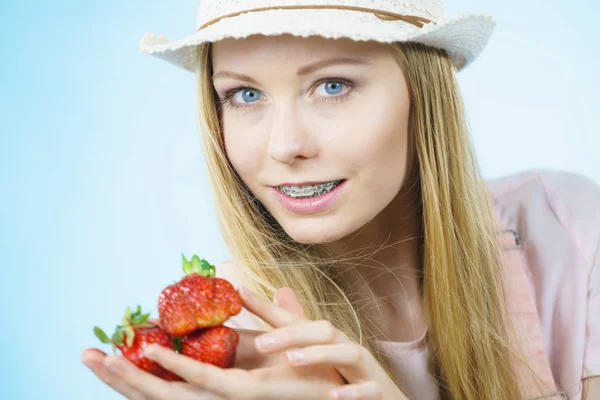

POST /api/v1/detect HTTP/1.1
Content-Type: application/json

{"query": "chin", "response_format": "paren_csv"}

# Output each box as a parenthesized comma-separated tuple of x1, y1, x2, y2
(282, 222, 347, 244)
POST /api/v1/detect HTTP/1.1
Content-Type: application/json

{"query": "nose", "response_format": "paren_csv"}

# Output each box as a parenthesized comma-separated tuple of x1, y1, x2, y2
(267, 101, 317, 164)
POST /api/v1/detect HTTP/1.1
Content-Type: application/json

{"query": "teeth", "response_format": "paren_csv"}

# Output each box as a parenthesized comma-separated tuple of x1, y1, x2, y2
(277, 180, 342, 198)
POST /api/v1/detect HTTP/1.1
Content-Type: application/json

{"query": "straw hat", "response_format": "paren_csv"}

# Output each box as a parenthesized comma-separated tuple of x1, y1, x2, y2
(139, 0, 495, 72)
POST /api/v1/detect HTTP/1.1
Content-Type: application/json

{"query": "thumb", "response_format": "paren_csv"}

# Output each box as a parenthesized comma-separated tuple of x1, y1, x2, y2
(273, 287, 307, 319)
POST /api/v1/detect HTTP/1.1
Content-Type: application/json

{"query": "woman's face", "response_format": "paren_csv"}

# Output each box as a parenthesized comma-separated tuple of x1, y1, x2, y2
(212, 34, 412, 244)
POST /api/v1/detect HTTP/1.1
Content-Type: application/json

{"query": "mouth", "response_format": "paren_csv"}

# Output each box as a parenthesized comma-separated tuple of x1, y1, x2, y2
(275, 179, 345, 198)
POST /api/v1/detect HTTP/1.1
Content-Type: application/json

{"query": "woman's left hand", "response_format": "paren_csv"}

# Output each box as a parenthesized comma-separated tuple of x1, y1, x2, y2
(235, 286, 409, 399)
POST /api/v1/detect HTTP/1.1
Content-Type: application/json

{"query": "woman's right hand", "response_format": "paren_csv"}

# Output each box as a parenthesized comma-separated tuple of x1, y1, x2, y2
(81, 288, 345, 399)
(230, 288, 310, 369)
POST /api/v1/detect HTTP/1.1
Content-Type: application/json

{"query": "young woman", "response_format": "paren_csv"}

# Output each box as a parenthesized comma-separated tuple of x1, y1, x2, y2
(81, 1, 600, 399)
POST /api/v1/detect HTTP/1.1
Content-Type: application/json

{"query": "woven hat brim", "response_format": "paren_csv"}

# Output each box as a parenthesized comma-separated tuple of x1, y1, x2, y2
(138, 9, 495, 73)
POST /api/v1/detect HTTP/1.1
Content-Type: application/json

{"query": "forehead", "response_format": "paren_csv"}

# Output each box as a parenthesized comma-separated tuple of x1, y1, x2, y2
(211, 34, 391, 68)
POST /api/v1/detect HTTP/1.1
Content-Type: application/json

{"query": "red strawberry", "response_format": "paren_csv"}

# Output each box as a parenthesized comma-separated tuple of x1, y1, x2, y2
(94, 305, 183, 382)
(176, 325, 240, 368)
(158, 255, 242, 337)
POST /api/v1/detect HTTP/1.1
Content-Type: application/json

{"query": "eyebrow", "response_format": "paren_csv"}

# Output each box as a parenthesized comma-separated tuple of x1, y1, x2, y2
(212, 57, 371, 84)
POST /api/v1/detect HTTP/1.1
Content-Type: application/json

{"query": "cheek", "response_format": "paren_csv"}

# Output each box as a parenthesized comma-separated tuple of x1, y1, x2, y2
(327, 90, 410, 179)
(223, 118, 266, 182)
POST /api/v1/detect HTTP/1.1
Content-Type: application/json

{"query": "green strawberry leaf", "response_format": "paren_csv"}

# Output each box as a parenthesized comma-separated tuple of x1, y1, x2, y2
(200, 258, 216, 277)
(182, 253, 193, 275)
(112, 329, 124, 346)
(132, 312, 150, 326)
(191, 255, 202, 272)
(135, 304, 141, 316)
(125, 326, 135, 347)
(183, 253, 215, 277)
(94, 327, 112, 344)
(123, 306, 134, 326)
(200, 258, 210, 270)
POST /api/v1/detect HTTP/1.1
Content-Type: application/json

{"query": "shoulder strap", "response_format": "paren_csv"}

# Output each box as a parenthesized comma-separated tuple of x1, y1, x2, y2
(494, 212, 567, 399)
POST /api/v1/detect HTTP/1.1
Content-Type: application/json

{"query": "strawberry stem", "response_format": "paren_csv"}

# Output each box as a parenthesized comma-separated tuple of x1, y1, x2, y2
(171, 336, 183, 353)
(181, 253, 216, 278)
(93, 305, 154, 352)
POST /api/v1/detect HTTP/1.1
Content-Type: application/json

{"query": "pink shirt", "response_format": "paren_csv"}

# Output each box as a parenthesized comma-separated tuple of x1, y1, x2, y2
(223, 169, 600, 399)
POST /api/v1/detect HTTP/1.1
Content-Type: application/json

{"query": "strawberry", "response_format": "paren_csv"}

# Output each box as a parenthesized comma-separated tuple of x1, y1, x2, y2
(158, 254, 242, 337)
(175, 325, 240, 368)
(94, 305, 183, 382)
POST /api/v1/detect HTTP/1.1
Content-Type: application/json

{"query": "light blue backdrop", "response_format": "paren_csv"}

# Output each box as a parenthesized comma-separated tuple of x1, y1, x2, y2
(0, 1, 598, 399)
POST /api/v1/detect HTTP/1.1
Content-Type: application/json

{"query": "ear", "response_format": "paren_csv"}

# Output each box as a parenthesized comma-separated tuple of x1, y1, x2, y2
(273, 287, 307, 319)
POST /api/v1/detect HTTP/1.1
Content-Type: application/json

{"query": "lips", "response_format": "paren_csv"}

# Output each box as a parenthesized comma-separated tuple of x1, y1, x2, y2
(271, 179, 347, 214)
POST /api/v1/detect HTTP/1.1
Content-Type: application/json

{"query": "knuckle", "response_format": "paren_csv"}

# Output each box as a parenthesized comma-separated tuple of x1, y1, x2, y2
(281, 326, 295, 345)
(234, 382, 259, 400)
(126, 375, 144, 391)
(190, 372, 207, 387)
(98, 371, 115, 386)
(366, 381, 383, 399)
(317, 320, 337, 341)
(346, 344, 364, 364)
(248, 368, 266, 382)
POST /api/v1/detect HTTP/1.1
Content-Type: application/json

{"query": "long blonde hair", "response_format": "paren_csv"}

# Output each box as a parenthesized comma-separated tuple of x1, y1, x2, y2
(193, 40, 549, 399)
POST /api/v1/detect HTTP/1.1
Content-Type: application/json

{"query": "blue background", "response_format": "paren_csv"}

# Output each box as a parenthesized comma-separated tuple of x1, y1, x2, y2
(0, 0, 598, 399)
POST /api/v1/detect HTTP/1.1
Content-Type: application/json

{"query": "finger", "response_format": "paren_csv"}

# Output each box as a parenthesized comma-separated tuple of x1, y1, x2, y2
(102, 354, 177, 399)
(330, 381, 382, 400)
(251, 375, 339, 400)
(285, 343, 365, 369)
(247, 365, 341, 400)
(234, 328, 289, 369)
(283, 343, 400, 392)
(251, 364, 345, 387)
(273, 287, 307, 319)
(144, 344, 249, 398)
(83, 349, 218, 400)
(239, 286, 301, 328)
(82, 349, 148, 400)
(148, 318, 163, 329)
(254, 320, 351, 353)
(284, 343, 380, 384)
(254, 321, 393, 386)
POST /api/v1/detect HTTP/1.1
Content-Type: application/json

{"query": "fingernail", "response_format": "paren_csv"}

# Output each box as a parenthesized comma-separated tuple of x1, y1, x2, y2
(286, 350, 309, 365)
(255, 335, 280, 351)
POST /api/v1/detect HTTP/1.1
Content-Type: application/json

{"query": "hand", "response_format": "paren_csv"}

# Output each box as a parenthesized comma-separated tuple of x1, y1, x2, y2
(81, 288, 341, 399)
(232, 287, 408, 400)
(141, 287, 407, 399)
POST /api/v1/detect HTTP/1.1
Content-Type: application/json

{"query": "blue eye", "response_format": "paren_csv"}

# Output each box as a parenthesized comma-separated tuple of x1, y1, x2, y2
(324, 82, 343, 95)
(236, 88, 260, 104)
(220, 79, 355, 111)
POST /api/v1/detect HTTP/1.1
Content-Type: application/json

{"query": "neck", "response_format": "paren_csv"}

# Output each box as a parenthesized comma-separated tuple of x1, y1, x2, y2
(319, 173, 426, 342)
